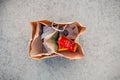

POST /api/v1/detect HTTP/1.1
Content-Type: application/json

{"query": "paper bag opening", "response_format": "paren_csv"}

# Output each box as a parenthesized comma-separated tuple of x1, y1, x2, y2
(28, 20, 86, 60)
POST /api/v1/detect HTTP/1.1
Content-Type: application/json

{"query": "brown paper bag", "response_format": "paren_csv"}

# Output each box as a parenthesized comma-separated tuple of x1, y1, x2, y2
(28, 20, 86, 60)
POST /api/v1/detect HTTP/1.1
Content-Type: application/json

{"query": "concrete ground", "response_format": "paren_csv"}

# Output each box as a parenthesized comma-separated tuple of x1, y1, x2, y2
(0, 0, 120, 80)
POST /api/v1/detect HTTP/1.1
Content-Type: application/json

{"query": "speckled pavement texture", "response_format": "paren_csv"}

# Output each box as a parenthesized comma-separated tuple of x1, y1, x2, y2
(0, 0, 120, 80)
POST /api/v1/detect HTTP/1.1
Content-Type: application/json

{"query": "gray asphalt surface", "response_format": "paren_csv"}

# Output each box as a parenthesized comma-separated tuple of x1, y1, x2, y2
(0, 0, 120, 80)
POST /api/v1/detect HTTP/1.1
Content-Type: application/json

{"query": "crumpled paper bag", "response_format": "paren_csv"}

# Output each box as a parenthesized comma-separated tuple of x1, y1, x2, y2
(28, 20, 86, 60)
